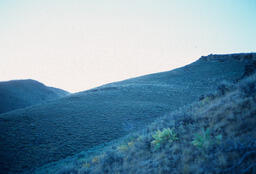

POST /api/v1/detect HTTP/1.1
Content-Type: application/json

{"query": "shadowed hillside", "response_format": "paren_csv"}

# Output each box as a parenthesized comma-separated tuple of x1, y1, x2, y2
(46, 61, 256, 174)
(0, 79, 69, 114)
(0, 53, 255, 174)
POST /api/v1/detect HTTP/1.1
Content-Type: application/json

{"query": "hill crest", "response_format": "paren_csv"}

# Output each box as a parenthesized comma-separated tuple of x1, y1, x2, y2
(0, 79, 69, 114)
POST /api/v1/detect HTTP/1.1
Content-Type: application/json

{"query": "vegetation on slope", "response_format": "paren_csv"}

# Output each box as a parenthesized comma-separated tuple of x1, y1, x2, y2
(0, 79, 69, 114)
(51, 69, 256, 174)
(1, 53, 255, 174)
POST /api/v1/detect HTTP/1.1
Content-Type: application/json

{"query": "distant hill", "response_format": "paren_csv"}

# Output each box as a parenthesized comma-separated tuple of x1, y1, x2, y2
(0, 53, 255, 174)
(0, 79, 69, 114)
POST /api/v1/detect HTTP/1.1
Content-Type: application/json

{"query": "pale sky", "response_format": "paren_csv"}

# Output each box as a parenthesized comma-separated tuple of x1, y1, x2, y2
(0, 0, 256, 92)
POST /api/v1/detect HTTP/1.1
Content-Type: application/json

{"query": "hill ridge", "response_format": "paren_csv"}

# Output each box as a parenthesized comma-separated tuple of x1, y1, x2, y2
(199, 53, 256, 62)
(0, 79, 69, 114)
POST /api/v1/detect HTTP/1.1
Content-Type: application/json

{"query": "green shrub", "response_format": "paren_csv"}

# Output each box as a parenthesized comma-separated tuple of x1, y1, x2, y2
(192, 128, 222, 148)
(192, 128, 211, 148)
(151, 128, 178, 149)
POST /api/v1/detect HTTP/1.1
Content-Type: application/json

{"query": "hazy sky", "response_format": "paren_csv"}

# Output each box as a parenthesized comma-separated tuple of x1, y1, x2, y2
(0, 0, 256, 92)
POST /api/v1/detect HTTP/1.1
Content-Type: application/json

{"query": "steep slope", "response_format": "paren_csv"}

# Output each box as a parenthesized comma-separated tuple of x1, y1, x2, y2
(50, 65, 256, 174)
(0, 79, 69, 114)
(0, 53, 255, 174)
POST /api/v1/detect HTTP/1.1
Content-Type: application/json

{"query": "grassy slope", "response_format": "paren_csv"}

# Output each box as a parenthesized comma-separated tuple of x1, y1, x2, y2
(0, 53, 255, 174)
(0, 79, 69, 114)
(52, 64, 256, 174)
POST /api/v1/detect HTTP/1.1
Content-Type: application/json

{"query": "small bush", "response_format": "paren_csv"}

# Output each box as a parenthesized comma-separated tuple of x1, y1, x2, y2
(117, 144, 129, 152)
(192, 128, 211, 148)
(151, 128, 178, 149)
(128, 141, 134, 147)
(92, 156, 100, 163)
(192, 128, 222, 149)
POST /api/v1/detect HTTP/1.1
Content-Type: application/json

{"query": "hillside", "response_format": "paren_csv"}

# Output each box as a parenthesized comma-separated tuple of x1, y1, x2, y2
(0, 53, 255, 174)
(0, 79, 69, 114)
(48, 61, 256, 174)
